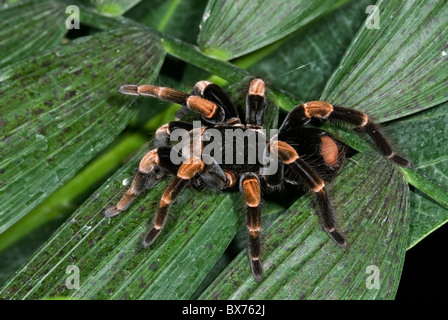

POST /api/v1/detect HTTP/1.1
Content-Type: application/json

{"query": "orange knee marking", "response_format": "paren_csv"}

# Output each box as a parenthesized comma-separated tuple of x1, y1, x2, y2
(139, 149, 159, 174)
(242, 177, 261, 207)
(224, 171, 237, 187)
(159, 196, 171, 208)
(303, 101, 334, 118)
(177, 158, 204, 179)
(270, 141, 299, 164)
(116, 192, 134, 211)
(248, 78, 266, 97)
(312, 181, 325, 193)
(186, 96, 218, 119)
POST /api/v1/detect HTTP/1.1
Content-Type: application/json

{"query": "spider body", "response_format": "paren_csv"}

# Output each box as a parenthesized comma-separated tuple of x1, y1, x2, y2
(201, 125, 267, 173)
(106, 78, 412, 281)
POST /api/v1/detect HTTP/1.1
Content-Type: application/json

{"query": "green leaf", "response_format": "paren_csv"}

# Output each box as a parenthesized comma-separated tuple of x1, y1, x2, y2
(1, 0, 24, 7)
(322, 0, 448, 122)
(0, 28, 165, 235)
(0, 132, 147, 253)
(408, 189, 448, 250)
(0, 0, 68, 68)
(0, 143, 245, 299)
(0, 0, 444, 300)
(161, 35, 250, 83)
(197, 0, 350, 60)
(385, 103, 448, 190)
(383, 102, 448, 248)
(89, 0, 141, 16)
(249, 0, 372, 101)
(201, 151, 410, 300)
(0, 217, 66, 285)
(127, 0, 207, 43)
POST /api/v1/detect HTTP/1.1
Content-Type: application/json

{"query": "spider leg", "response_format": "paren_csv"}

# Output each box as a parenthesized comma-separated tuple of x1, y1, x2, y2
(279, 102, 412, 168)
(240, 172, 263, 281)
(119, 84, 225, 124)
(105, 146, 179, 217)
(261, 137, 284, 187)
(245, 78, 266, 127)
(144, 152, 206, 246)
(278, 127, 346, 184)
(263, 164, 284, 188)
(225, 171, 239, 186)
(143, 177, 188, 246)
(104, 171, 148, 217)
(269, 140, 348, 247)
(192, 81, 239, 122)
(198, 154, 228, 189)
(177, 156, 205, 179)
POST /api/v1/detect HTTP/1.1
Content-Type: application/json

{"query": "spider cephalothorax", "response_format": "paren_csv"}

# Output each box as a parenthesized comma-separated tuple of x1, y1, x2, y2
(105, 78, 412, 281)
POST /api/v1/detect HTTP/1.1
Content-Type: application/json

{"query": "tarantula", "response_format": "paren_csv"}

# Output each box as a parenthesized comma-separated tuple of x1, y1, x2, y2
(105, 78, 412, 281)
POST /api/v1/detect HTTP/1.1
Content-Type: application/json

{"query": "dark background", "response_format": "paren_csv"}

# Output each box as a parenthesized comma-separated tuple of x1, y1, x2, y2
(396, 221, 448, 299)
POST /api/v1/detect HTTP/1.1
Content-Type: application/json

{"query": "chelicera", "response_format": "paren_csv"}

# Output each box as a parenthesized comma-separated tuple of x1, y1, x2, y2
(105, 78, 412, 281)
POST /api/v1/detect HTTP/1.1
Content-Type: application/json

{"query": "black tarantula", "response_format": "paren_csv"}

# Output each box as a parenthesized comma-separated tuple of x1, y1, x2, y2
(105, 78, 412, 281)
